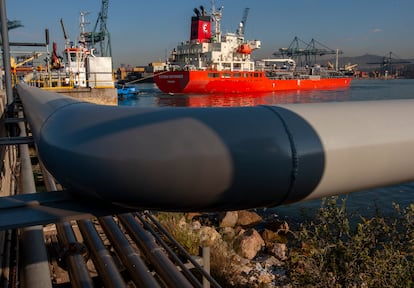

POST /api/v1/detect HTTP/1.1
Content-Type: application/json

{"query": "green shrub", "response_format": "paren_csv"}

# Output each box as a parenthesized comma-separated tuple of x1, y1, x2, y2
(287, 196, 414, 287)
(156, 212, 200, 255)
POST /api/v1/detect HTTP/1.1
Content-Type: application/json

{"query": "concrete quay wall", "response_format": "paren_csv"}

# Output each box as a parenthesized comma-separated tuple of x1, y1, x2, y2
(44, 87, 118, 106)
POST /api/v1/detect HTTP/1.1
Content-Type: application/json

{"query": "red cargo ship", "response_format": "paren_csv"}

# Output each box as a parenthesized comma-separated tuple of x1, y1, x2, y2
(154, 5, 352, 94)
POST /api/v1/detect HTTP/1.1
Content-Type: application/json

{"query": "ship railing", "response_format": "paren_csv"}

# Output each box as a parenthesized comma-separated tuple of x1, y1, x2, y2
(22, 73, 115, 89)
(265, 70, 295, 80)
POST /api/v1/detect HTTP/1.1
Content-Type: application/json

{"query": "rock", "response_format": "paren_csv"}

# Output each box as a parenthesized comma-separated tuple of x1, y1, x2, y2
(219, 211, 238, 228)
(262, 222, 289, 244)
(220, 226, 236, 241)
(261, 228, 277, 247)
(185, 212, 202, 220)
(233, 228, 264, 260)
(236, 210, 263, 227)
(268, 242, 288, 260)
(191, 220, 201, 231)
(198, 226, 221, 247)
(257, 272, 274, 285)
(238, 264, 253, 275)
(264, 219, 289, 234)
(263, 255, 284, 268)
(178, 216, 188, 229)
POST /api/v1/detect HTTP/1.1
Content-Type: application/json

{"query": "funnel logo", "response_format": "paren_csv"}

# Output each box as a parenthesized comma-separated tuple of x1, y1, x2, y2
(203, 23, 208, 34)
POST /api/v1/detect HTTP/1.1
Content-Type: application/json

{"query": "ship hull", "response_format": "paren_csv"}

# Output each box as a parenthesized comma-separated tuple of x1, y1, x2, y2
(154, 70, 352, 94)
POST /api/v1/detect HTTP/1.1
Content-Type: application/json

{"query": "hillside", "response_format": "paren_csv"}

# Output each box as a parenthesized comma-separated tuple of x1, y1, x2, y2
(335, 54, 413, 71)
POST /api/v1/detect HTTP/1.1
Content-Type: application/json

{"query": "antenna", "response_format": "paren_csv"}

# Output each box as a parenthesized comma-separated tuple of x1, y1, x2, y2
(210, 0, 223, 41)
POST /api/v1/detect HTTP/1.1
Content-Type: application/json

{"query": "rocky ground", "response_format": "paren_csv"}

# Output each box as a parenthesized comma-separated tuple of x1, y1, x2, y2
(169, 210, 294, 287)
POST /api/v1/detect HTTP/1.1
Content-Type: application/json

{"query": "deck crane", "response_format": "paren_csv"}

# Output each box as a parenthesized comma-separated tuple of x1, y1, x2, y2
(83, 0, 111, 57)
(60, 18, 70, 47)
(237, 7, 249, 37)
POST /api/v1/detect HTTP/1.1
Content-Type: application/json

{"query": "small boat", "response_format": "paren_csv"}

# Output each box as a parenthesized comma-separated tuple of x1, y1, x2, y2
(116, 81, 139, 99)
(154, 4, 351, 94)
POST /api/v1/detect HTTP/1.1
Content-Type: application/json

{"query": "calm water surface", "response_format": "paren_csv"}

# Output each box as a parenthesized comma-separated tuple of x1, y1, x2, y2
(119, 79, 414, 221)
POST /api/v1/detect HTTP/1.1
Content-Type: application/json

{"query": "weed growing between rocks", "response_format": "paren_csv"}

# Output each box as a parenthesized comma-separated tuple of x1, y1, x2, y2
(155, 212, 201, 255)
(287, 196, 414, 287)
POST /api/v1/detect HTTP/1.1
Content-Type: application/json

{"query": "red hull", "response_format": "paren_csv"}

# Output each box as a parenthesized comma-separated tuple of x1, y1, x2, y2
(154, 70, 352, 94)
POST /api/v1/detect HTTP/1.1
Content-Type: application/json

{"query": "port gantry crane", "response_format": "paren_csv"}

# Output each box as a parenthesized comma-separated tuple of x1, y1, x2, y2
(83, 0, 111, 57)
(273, 36, 343, 68)
(0, 19, 23, 31)
(366, 51, 410, 77)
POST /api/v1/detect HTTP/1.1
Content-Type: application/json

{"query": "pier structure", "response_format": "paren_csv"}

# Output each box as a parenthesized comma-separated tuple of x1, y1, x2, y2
(3, 1, 414, 287)
(4, 78, 414, 288)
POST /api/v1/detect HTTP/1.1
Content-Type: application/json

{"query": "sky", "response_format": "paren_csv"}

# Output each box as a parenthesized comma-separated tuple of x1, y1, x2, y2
(5, 0, 414, 67)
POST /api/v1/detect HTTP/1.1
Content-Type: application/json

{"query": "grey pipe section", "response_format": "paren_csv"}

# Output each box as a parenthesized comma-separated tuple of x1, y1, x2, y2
(55, 222, 94, 288)
(134, 213, 203, 288)
(18, 113, 53, 288)
(118, 213, 194, 288)
(0, 230, 12, 287)
(17, 83, 414, 210)
(98, 216, 161, 288)
(77, 219, 126, 288)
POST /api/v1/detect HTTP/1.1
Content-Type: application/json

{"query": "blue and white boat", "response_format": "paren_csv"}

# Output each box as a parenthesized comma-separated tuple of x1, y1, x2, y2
(116, 81, 139, 99)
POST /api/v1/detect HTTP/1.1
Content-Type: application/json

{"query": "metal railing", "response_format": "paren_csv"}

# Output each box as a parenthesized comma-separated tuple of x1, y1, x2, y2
(22, 72, 115, 89)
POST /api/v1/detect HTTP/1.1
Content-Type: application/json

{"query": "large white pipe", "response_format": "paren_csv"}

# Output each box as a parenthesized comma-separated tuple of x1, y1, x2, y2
(282, 100, 414, 202)
(16, 83, 414, 211)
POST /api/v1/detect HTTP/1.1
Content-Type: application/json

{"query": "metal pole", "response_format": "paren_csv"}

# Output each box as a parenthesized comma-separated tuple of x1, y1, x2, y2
(0, 0, 14, 105)
(202, 247, 211, 288)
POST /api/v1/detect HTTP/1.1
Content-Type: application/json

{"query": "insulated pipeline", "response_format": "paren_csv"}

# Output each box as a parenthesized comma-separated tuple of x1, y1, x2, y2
(17, 83, 414, 211)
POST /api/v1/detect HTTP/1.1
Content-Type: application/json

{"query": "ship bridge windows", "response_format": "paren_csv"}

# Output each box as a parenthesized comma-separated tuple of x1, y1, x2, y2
(233, 63, 242, 71)
(208, 72, 220, 78)
(222, 63, 231, 70)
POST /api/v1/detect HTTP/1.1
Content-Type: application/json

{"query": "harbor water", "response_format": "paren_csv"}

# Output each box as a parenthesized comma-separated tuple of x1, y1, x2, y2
(119, 79, 414, 222)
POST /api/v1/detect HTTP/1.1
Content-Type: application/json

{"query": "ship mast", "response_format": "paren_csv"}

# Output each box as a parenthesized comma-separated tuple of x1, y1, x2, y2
(79, 11, 89, 45)
(210, 0, 222, 42)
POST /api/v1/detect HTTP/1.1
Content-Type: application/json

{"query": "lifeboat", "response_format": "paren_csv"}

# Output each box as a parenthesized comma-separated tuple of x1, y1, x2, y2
(237, 43, 252, 54)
